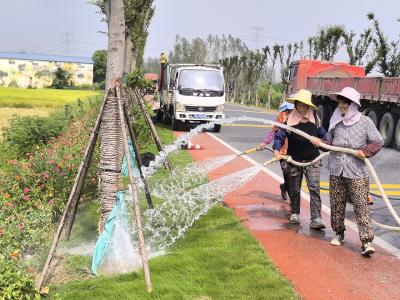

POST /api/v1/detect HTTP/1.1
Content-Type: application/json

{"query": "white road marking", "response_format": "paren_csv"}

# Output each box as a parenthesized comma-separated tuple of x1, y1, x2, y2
(206, 132, 400, 259)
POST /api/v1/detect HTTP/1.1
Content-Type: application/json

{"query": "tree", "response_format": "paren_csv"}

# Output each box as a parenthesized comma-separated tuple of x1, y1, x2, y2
(277, 43, 299, 83)
(168, 34, 248, 64)
(143, 57, 160, 73)
(312, 25, 345, 61)
(51, 67, 72, 89)
(104, 0, 126, 89)
(92, 0, 155, 228)
(95, 0, 126, 228)
(124, 0, 155, 72)
(343, 28, 376, 74)
(368, 12, 400, 76)
(92, 49, 107, 85)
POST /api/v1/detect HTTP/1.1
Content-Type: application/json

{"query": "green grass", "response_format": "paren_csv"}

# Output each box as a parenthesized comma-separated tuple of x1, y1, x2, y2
(52, 206, 298, 300)
(0, 86, 100, 108)
(51, 124, 298, 299)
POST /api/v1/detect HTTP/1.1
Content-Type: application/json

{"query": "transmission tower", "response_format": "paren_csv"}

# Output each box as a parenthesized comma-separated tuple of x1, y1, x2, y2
(61, 32, 74, 56)
(251, 26, 264, 50)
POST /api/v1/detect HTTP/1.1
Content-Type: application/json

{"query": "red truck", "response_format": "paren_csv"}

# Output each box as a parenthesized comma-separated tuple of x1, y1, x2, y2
(288, 59, 400, 149)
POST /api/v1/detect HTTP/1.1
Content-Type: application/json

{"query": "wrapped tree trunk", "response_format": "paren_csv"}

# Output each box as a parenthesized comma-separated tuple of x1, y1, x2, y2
(100, 0, 125, 230)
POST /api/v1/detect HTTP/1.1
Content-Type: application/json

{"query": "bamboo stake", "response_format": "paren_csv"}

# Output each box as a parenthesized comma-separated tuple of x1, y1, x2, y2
(117, 86, 153, 293)
(37, 89, 110, 290)
(128, 88, 173, 172)
(63, 91, 111, 240)
(122, 101, 154, 209)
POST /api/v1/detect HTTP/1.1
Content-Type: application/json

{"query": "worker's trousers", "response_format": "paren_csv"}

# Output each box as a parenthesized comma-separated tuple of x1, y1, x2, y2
(286, 162, 322, 220)
(330, 175, 373, 243)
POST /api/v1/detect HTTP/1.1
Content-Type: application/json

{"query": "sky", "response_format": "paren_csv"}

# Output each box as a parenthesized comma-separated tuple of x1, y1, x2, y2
(1, 0, 399, 61)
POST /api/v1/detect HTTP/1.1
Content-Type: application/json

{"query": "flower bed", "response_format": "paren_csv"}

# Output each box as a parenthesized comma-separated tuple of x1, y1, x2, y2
(0, 100, 100, 298)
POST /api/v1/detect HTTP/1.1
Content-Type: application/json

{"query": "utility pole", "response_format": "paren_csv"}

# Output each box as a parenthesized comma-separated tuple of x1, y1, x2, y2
(251, 26, 264, 50)
(61, 32, 74, 56)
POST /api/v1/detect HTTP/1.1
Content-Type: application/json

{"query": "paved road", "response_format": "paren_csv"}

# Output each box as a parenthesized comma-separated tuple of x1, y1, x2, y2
(212, 102, 400, 250)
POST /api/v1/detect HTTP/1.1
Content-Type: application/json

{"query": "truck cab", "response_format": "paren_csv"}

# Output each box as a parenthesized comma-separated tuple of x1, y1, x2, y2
(159, 63, 225, 132)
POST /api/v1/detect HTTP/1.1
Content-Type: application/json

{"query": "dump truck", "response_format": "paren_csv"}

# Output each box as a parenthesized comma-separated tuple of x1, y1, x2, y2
(287, 59, 400, 149)
(157, 54, 225, 132)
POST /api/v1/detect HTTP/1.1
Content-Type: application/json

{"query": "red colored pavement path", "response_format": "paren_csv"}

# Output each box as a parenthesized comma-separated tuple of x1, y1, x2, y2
(181, 132, 400, 300)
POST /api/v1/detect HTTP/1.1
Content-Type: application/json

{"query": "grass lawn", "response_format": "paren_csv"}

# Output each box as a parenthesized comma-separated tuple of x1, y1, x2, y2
(0, 86, 100, 108)
(51, 124, 298, 300)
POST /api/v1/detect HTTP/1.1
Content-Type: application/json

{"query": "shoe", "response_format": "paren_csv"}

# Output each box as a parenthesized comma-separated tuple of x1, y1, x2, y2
(361, 242, 375, 255)
(280, 183, 288, 200)
(289, 213, 300, 224)
(367, 195, 374, 206)
(330, 233, 345, 246)
(310, 218, 326, 230)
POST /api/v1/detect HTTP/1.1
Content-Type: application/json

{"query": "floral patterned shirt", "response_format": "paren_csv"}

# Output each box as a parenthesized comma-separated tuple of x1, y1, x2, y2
(325, 115, 383, 179)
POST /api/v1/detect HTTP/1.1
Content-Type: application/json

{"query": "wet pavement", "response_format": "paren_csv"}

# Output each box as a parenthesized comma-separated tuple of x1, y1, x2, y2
(217, 103, 400, 251)
(183, 129, 400, 300)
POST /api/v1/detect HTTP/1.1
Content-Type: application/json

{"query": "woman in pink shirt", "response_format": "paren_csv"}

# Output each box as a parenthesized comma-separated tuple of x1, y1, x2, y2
(257, 101, 294, 200)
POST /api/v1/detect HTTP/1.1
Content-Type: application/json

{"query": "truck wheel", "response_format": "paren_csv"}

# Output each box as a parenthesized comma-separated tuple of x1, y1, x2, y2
(171, 116, 181, 131)
(394, 119, 400, 150)
(379, 112, 397, 147)
(213, 124, 221, 133)
(367, 110, 383, 128)
(154, 110, 163, 123)
(362, 108, 372, 116)
(162, 109, 170, 125)
(317, 105, 332, 131)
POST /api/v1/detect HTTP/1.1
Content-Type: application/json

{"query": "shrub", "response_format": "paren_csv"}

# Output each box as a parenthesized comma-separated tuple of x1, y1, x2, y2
(8, 80, 18, 88)
(0, 259, 39, 300)
(51, 67, 72, 89)
(258, 82, 285, 109)
(3, 114, 67, 156)
(3, 98, 98, 157)
(0, 99, 101, 297)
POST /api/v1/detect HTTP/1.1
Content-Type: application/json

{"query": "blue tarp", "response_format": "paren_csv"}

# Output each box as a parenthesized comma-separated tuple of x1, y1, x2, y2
(91, 191, 124, 275)
(91, 139, 140, 275)
(122, 140, 140, 178)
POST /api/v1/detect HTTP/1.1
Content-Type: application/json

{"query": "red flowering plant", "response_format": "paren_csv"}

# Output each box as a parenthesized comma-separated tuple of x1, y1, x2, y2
(0, 97, 101, 297)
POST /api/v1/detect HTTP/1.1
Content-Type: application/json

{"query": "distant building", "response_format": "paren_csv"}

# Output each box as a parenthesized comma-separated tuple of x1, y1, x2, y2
(0, 52, 93, 88)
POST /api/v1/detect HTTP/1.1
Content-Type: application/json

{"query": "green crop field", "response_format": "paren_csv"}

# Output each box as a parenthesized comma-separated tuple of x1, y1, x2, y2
(0, 87, 100, 108)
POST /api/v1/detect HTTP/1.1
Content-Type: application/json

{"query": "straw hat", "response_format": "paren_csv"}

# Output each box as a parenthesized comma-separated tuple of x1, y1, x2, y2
(329, 87, 361, 106)
(286, 89, 317, 110)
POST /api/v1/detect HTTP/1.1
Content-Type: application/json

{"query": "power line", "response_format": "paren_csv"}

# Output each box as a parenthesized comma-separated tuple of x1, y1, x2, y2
(20, 39, 63, 51)
(71, 39, 105, 48)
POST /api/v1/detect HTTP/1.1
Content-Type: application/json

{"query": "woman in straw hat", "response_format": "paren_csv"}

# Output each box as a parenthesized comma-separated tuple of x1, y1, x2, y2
(314, 87, 383, 255)
(257, 101, 294, 200)
(273, 89, 327, 229)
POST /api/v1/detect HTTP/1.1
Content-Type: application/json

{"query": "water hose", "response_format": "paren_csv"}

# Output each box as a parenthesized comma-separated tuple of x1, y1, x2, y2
(237, 147, 258, 156)
(240, 118, 400, 232)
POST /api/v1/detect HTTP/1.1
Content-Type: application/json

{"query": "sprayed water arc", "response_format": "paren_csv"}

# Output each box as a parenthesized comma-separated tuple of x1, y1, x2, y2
(95, 115, 400, 274)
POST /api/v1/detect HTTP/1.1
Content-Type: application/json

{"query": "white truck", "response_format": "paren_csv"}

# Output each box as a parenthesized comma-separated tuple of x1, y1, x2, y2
(157, 61, 225, 132)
